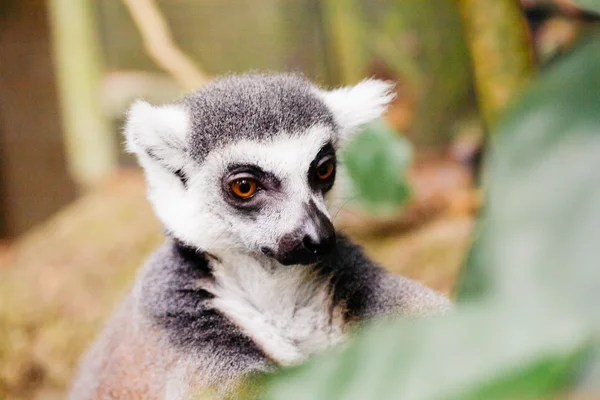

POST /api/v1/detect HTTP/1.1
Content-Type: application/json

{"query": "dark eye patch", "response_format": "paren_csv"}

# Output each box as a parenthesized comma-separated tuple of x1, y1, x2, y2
(226, 164, 281, 190)
(221, 164, 281, 213)
(309, 142, 337, 192)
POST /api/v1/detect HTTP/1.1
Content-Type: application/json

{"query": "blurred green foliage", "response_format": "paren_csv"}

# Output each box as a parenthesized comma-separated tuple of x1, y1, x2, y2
(372, 0, 472, 144)
(574, 0, 600, 14)
(342, 120, 412, 214)
(319, 0, 474, 147)
(459, 35, 600, 306)
(98, 0, 472, 148)
(254, 35, 600, 400)
(457, 0, 535, 128)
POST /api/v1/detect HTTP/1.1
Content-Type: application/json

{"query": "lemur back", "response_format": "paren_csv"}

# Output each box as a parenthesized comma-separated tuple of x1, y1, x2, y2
(70, 74, 450, 400)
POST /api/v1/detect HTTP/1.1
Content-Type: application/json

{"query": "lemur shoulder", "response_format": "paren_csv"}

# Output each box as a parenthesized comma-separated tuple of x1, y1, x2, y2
(70, 74, 451, 400)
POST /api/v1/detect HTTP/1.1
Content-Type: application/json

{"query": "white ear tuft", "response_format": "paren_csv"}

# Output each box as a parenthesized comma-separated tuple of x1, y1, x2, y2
(319, 79, 396, 137)
(124, 100, 190, 169)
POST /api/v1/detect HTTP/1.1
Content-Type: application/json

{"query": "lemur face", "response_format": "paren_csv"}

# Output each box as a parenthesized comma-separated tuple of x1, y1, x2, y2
(125, 74, 394, 265)
(208, 126, 337, 265)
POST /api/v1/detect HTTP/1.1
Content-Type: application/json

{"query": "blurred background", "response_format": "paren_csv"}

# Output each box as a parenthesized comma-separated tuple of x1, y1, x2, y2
(1, 0, 599, 399)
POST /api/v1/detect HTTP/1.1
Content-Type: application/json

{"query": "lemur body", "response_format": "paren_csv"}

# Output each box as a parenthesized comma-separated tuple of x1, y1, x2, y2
(70, 74, 450, 399)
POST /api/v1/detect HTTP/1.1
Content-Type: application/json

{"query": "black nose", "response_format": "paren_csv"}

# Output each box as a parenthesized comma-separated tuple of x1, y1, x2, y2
(273, 200, 337, 265)
(302, 232, 336, 257)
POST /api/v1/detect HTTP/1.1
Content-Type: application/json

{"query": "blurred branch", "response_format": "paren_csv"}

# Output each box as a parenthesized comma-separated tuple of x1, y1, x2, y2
(48, 0, 117, 186)
(320, 0, 366, 84)
(122, 0, 209, 91)
(458, 0, 536, 128)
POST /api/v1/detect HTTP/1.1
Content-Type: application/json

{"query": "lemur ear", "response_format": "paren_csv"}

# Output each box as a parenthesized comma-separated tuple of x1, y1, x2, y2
(124, 100, 190, 170)
(319, 79, 396, 139)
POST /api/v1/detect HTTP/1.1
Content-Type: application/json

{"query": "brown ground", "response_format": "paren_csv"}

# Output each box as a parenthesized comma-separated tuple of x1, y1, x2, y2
(0, 156, 475, 400)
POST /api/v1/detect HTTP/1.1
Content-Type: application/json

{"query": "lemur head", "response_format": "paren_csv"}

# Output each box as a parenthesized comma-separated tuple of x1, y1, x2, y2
(125, 74, 394, 265)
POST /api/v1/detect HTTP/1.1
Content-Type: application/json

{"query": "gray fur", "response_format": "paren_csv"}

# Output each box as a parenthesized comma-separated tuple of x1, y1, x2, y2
(181, 74, 336, 163)
(144, 235, 448, 358)
(323, 234, 451, 318)
(70, 236, 449, 399)
(138, 242, 271, 371)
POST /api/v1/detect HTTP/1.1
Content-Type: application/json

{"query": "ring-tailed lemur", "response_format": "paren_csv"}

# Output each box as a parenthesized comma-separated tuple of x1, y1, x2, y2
(70, 73, 450, 400)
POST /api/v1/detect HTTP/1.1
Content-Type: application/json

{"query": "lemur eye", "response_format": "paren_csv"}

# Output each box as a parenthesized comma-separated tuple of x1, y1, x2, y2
(316, 158, 335, 180)
(230, 178, 258, 199)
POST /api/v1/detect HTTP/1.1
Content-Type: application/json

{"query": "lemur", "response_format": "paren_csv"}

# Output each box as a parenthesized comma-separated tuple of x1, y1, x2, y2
(70, 73, 450, 400)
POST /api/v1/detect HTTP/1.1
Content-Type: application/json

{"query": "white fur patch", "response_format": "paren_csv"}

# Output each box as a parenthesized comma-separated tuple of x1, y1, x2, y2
(125, 100, 190, 170)
(208, 253, 347, 366)
(147, 125, 336, 254)
(317, 79, 396, 141)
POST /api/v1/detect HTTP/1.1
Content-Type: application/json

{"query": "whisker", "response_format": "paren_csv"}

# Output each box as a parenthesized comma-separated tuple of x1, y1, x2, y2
(327, 195, 360, 201)
(333, 203, 374, 224)
(205, 229, 227, 255)
(332, 198, 354, 224)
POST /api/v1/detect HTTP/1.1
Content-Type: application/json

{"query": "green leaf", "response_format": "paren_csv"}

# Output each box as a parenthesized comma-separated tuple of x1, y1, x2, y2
(574, 345, 600, 391)
(459, 34, 600, 391)
(453, 346, 587, 400)
(341, 119, 412, 213)
(454, 214, 489, 302)
(459, 38, 600, 303)
(467, 36, 600, 313)
(573, 0, 600, 14)
(260, 304, 589, 400)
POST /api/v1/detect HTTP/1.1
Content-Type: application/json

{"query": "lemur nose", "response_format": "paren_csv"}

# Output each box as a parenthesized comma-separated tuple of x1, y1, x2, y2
(302, 232, 336, 257)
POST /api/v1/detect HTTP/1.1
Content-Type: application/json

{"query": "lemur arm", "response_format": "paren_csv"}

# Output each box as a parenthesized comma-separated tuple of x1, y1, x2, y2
(357, 270, 452, 318)
(327, 234, 452, 320)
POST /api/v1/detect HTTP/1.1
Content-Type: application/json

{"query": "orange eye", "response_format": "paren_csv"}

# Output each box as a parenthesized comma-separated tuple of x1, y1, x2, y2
(316, 160, 335, 180)
(230, 178, 258, 199)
